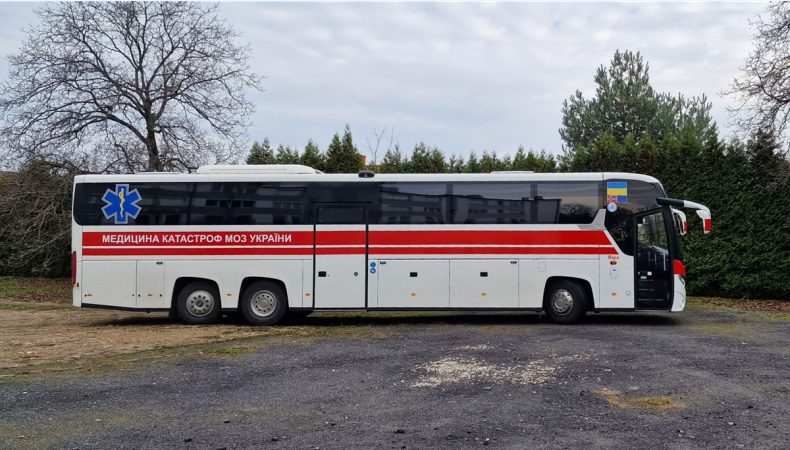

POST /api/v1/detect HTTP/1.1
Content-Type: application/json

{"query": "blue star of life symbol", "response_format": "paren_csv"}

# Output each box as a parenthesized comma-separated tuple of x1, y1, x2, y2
(101, 184, 142, 224)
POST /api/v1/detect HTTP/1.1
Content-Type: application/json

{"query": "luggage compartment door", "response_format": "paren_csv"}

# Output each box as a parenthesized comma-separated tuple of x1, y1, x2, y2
(313, 206, 367, 308)
(81, 260, 137, 308)
(450, 259, 519, 308)
(136, 260, 166, 308)
(376, 259, 450, 308)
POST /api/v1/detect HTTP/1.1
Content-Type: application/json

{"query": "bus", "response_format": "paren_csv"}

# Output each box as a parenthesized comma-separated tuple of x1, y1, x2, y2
(70, 165, 711, 325)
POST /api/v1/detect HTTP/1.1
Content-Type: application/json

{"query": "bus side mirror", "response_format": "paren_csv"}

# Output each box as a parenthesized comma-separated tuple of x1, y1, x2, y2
(695, 210, 711, 234)
(671, 208, 687, 236)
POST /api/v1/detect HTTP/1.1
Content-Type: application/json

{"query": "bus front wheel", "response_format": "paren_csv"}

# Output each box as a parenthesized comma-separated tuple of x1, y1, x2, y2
(543, 280, 588, 325)
(240, 281, 287, 326)
(177, 281, 222, 325)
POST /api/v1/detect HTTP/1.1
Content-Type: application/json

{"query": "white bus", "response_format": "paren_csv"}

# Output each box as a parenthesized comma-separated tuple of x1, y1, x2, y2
(70, 165, 711, 325)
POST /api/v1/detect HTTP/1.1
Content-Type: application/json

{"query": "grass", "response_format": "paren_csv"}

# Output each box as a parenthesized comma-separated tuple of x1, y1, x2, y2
(0, 277, 70, 303)
(0, 324, 394, 383)
(687, 297, 790, 321)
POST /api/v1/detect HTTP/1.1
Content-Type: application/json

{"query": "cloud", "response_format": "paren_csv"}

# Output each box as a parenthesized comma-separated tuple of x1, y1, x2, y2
(0, 2, 767, 160)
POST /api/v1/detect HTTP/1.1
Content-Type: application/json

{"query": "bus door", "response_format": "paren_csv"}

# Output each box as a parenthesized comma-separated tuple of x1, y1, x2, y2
(634, 209, 673, 309)
(313, 205, 368, 309)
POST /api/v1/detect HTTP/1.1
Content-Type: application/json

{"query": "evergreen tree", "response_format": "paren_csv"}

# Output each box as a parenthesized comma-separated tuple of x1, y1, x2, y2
(380, 144, 406, 173)
(408, 142, 447, 173)
(448, 154, 465, 173)
(409, 142, 433, 173)
(324, 133, 344, 173)
(429, 147, 447, 173)
(325, 125, 362, 173)
(275, 144, 300, 164)
(246, 138, 276, 164)
(560, 50, 715, 161)
(512, 146, 529, 170)
(300, 139, 325, 171)
(534, 150, 558, 172)
(464, 151, 481, 173)
(479, 151, 500, 173)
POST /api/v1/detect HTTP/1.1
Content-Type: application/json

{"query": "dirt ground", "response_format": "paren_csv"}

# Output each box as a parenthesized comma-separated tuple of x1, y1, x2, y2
(0, 278, 420, 379)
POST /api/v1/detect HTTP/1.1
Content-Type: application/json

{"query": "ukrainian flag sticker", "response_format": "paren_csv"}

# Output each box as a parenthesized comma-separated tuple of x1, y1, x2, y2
(607, 181, 628, 203)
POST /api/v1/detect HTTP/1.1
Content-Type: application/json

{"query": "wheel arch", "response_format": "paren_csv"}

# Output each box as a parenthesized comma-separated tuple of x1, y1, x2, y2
(239, 277, 289, 311)
(171, 277, 221, 311)
(543, 276, 595, 311)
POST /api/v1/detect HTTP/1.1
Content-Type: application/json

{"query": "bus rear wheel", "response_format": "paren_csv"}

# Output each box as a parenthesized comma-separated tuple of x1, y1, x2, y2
(544, 280, 588, 324)
(240, 281, 287, 326)
(177, 281, 221, 325)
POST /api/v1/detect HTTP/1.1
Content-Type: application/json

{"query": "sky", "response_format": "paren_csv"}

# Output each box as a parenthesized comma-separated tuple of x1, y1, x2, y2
(0, 1, 767, 162)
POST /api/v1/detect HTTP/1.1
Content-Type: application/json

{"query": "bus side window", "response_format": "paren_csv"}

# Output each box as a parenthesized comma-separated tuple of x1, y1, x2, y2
(451, 183, 532, 224)
(380, 183, 449, 225)
(535, 183, 600, 224)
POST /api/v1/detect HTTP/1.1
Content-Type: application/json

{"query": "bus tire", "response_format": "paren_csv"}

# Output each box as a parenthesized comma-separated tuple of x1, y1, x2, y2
(176, 281, 221, 325)
(240, 281, 287, 326)
(543, 280, 588, 325)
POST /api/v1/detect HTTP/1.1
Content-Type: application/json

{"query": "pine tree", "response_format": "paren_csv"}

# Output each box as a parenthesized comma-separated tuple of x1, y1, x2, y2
(325, 125, 362, 173)
(407, 142, 433, 173)
(560, 50, 714, 161)
(464, 151, 481, 173)
(512, 146, 529, 170)
(246, 138, 276, 164)
(380, 144, 406, 173)
(275, 144, 300, 164)
(479, 151, 499, 173)
(429, 147, 447, 173)
(300, 139, 325, 171)
(535, 150, 558, 172)
(448, 154, 465, 173)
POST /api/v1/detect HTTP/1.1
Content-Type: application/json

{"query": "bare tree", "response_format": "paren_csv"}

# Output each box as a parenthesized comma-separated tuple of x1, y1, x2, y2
(0, 2, 261, 173)
(728, 3, 790, 137)
(365, 126, 396, 169)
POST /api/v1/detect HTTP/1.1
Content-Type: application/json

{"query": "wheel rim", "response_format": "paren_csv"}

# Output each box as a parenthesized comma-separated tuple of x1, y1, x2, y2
(186, 290, 215, 317)
(250, 290, 278, 318)
(550, 289, 574, 316)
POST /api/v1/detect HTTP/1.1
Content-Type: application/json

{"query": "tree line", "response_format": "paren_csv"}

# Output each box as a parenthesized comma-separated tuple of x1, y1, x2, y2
(246, 130, 558, 175)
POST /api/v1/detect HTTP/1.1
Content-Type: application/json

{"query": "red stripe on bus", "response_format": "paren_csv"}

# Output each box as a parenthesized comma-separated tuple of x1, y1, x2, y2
(368, 246, 616, 255)
(368, 230, 611, 246)
(82, 231, 314, 247)
(82, 247, 314, 256)
(84, 230, 610, 247)
(315, 247, 366, 255)
(315, 231, 366, 246)
(83, 245, 613, 256)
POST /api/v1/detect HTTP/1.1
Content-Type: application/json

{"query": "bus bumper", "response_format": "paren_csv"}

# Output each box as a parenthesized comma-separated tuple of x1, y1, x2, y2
(671, 275, 686, 312)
